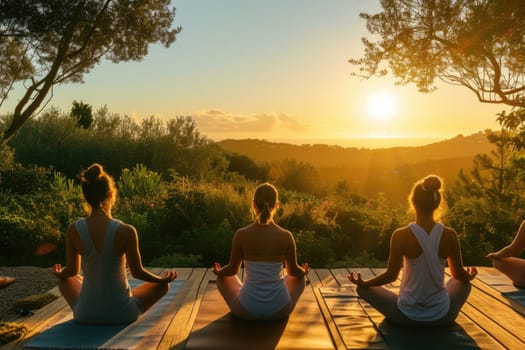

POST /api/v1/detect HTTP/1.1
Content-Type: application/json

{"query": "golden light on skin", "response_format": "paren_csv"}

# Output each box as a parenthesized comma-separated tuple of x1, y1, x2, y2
(366, 91, 399, 122)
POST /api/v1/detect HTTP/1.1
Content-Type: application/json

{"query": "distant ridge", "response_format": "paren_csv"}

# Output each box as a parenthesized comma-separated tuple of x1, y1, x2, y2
(217, 131, 493, 168)
(217, 131, 494, 203)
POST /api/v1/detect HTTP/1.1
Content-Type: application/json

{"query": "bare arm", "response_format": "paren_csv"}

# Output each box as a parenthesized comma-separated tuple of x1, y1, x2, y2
(53, 224, 81, 279)
(125, 225, 176, 283)
(349, 229, 403, 287)
(284, 231, 308, 277)
(446, 228, 477, 282)
(212, 230, 243, 277)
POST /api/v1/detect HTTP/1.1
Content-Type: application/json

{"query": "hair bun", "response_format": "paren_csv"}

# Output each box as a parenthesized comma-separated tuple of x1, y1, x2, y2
(83, 163, 103, 183)
(422, 175, 442, 191)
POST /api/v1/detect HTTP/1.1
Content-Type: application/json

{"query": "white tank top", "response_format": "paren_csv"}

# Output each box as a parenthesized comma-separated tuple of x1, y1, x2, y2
(238, 261, 291, 319)
(397, 223, 450, 321)
(74, 218, 140, 324)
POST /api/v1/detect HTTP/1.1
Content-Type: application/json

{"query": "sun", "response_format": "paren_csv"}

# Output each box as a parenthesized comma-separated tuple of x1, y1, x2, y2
(365, 92, 399, 121)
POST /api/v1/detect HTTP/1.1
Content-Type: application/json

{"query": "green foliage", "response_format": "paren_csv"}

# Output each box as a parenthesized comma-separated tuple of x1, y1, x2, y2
(0, 0, 181, 142)
(449, 117, 525, 265)
(270, 159, 322, 194)
(225, 152, 269, 181)
(0, 163, 54, 194)
(179, 219, 235, 266)
(118, 164, 163, 199)
(149, 253, 203, 267)
(115, 165, 168, 263)
(328, 251, 384, 269)
(295, 230, 334, 267)
(10, 109, 226, 182)
(49, 172, 84, 231)
(5, 112, 525, 269)
(0, 143, 14, 172)
(0, 208, 61, 265)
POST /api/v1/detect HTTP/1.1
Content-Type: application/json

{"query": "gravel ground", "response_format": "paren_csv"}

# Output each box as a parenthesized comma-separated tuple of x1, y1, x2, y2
(0, 266, 58, 321)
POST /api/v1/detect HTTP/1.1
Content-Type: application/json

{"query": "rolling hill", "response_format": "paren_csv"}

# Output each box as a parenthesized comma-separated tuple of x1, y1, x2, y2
(218, 131, 494, 203)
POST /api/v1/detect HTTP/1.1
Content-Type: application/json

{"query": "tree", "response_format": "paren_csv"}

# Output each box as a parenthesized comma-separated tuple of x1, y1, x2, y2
(70, 100, 93, 129)
(448, 117, 525, 264)
(350, 0, 525, 108)
(0, 0, 181, 143)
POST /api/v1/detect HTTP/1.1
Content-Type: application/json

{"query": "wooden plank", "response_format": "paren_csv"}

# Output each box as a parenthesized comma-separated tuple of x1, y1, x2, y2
(474, 266, 525, 317)
(321, 289, 387, 349)
(316, 268, 388, 350)
(308, 270, 345, 350)
(183, 279, 334, 350)
(6, 267, 525, 350)
(443, 268, 525, 349)
(157, 268, 210, 350)
(314, 269, 339, 287)
(330, 268, 351, 287)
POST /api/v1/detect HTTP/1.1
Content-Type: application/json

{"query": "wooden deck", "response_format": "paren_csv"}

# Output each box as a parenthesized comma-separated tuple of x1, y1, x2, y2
(2, 267, 525, 350)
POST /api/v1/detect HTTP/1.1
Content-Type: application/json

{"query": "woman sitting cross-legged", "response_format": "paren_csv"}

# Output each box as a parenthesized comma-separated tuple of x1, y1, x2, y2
(53, 163, 176, 324)
(212, 182, 309, 320)
(348, 174, 477, 327)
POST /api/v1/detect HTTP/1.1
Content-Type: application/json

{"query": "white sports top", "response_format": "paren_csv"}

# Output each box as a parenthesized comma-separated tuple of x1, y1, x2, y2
(238, 260, 291, 319)
(397, 223, 450, 321)
(74, 218, 141, 324)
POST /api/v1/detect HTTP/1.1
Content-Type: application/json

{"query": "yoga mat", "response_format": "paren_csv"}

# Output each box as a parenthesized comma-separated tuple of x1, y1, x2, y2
(319, 287, 386, 350)
(476, 271, 518, 293)
(25, 279, 185, 350)
(352, 282, 502, 350)
(476, 270, 525, 306)
(185, 282, 334, 350)
(501, 290, 525, 306)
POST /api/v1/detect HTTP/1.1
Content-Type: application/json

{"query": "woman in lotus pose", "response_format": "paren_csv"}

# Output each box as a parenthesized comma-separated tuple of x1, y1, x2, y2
(348, 174, 477, 326)
(53, 163, 176, 324)
(488, 222, 525, 288)
(212, 182, 309, 320)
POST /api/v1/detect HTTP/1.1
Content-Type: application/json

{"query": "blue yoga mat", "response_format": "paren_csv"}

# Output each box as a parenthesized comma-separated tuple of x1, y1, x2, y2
(25, 279, 184, 350)
(502, 290, 525, 306)
(476, 271, 525, 306)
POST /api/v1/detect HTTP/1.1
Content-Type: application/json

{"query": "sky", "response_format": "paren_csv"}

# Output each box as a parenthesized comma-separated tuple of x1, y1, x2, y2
(0, 0, 507, 148)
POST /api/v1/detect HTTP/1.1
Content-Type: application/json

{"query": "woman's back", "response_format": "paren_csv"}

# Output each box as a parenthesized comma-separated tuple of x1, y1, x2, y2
(397, 223, 449, 321)
(236, 222, 292, 262)
(74, 218, 137, 324)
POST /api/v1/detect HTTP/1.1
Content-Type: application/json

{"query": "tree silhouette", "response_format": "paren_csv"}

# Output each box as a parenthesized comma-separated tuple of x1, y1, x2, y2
(351, 0, 525, 108)
(70, 100, 93, 129)
(0, 0, 181, 142)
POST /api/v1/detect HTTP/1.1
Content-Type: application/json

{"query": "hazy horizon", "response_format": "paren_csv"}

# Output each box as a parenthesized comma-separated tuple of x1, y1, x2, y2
(214, 134, 459, 149)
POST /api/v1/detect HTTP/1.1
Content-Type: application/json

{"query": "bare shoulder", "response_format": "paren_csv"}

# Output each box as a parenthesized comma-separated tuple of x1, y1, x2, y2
(271, 222, 292, 234)
(116, 221, 137, 239)
(66, 222, 77, 233)
(234, 223, 254, 236)
(442, 226, 459, 239)
(65, 222, 80, 239)
(441, 226, 459, 245)
(392, 226, 411, 240)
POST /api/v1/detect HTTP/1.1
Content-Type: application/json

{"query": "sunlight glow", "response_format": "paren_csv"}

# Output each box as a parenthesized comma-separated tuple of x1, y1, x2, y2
(366, 92, 399, 121)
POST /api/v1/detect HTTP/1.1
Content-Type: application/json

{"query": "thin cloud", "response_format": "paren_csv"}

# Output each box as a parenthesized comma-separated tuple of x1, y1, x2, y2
(192, 109, 308, 136)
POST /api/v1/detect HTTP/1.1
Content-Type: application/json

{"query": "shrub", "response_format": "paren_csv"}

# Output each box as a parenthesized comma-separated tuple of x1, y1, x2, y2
(148, 253, 202, 267)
